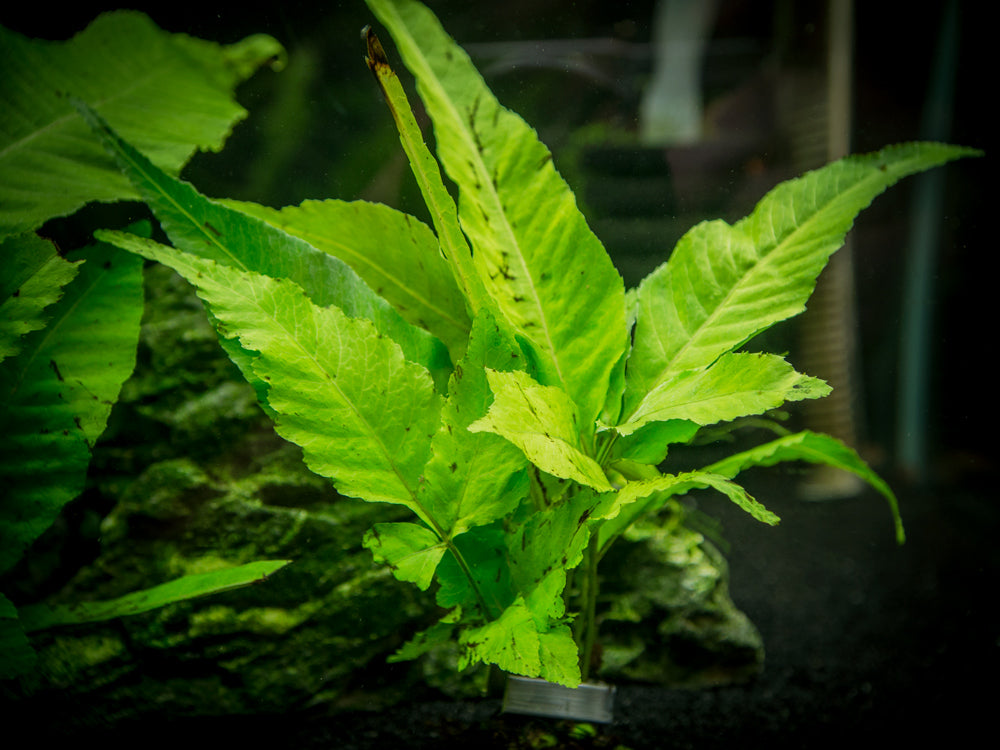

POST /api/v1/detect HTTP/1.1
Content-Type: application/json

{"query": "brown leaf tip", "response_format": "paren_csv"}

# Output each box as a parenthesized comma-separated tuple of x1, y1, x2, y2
(363, 25, 389, 72)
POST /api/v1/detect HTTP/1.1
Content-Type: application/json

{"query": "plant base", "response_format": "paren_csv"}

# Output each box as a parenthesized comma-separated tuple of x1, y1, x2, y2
(502, 676, 615, 723)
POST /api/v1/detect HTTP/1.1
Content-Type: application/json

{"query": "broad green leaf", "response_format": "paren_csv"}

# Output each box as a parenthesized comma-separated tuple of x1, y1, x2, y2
(21, 242, 145, 445)
(534, 623, 582, 687)
(448, 490, 598, 685)
(0, 232, 81, 364)
(366, 0, 628, 429)
(17, 560, 291, 632)
(469, 369, 613, 492)
(625, 142, 981, 418)
(420, 437, 527, 541)
(619, 352, 830, 436)
(99, 231, 444, 522)
(0, 11, 283, 237)
(458, 597, 581, 686)
(419, 311, 530, 539)
(0, 241, 143, 575)
(227, 198, 471, 360)
(507, 489, 597, 626)
(601, 287, 640, 427)
(459, 597, 541, 677)
(707, 430, 904, 543)
(0, 425, 89, 578)
(363, 522, 445, 590)
(79, 106, 450, 380)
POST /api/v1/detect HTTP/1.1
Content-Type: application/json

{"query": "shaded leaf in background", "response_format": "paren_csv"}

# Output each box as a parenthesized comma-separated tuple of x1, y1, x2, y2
(0, 11, 284, 237)
(0, 240, 144, 576)
(17, 559, 292, 632)
(0, 594, 36, 680)
(0, 232, 81, 364)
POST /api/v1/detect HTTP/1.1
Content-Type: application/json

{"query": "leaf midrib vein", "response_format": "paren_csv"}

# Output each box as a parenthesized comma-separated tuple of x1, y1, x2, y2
(395, 20, 565, 392)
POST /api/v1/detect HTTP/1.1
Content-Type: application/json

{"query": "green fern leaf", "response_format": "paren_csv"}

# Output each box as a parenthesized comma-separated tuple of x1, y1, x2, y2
(99, 231, 443, 519)
(619, 352, 830, 435)
(0, 241, 143, 574)
(0, 11, 282, 236)
(0, 233, 82, 364)
(625, 142, 981, 419)
(708, 430, 904, 543)
(366, 0, 628, 430)
(228, 198, 470, 362)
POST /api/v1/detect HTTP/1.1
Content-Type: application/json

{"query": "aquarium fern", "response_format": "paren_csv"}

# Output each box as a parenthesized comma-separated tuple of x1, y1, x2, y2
(2, 0, 980, 688)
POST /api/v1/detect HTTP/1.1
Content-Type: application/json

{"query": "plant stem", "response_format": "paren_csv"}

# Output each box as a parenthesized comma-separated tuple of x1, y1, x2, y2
(580, 531, 601, 683)
(447, 539, 497, 620)
(594, 430, 617, 467)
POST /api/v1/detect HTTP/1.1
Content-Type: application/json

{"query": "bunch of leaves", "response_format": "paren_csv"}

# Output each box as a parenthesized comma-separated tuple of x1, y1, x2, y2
(59, 0, 982, 688)
(0, 12, 291, 680)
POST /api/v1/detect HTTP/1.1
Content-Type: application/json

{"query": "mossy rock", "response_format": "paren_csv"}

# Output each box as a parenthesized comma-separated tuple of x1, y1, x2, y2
(597, 523, 764, 687)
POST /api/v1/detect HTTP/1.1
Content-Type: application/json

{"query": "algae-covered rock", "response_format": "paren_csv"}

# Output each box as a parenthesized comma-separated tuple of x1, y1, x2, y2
(597, 521, 764, 687)
(13, 424, 435, 721)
